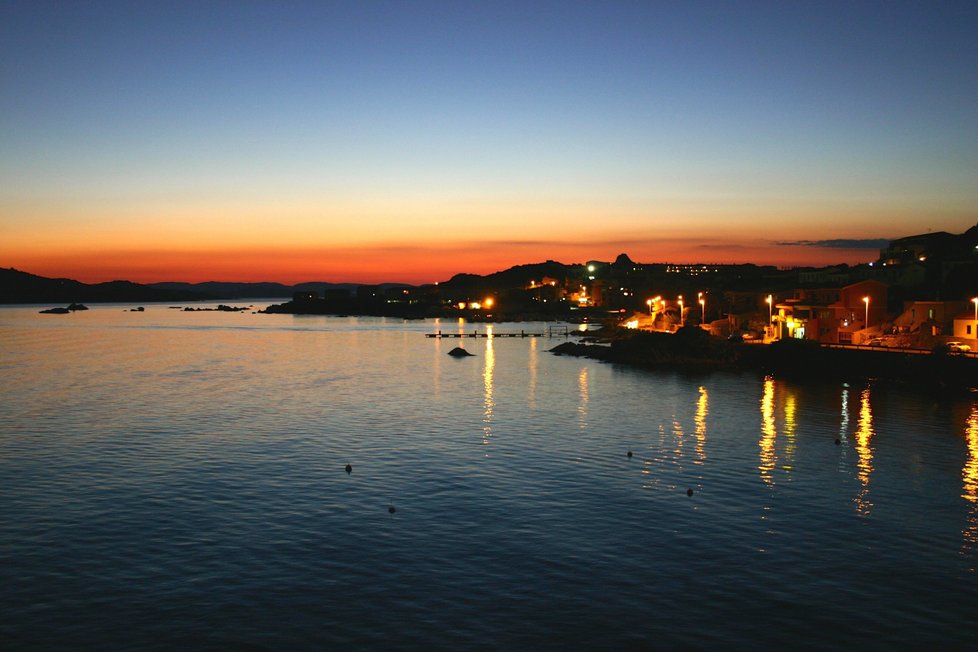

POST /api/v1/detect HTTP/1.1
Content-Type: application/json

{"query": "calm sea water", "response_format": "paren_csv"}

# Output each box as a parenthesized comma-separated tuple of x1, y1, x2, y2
(2, 303, 976, 650)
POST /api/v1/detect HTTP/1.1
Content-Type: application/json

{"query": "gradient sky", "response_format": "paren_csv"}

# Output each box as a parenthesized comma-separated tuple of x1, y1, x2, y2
(2, 1, 976, 284)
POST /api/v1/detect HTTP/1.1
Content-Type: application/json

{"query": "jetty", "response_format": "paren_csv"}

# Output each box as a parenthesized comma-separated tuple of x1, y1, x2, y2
(426, 326, 569, 339)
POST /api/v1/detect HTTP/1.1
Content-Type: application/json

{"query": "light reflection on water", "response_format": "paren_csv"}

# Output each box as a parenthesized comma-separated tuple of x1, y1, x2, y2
(693, 386, 707, 465)
(782, 388, 796, 473)
(964, 405, 978, 564)
(483, 333, 494, 447)
(1, 304, 977, 649)
(759, 376, 777, 485)
(855, 387, 876, 517)
(577, 367, 589, 430)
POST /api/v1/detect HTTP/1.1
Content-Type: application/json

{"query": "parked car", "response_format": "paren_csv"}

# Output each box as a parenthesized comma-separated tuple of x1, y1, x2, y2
(946, 341, 972, 352)
(867, 338, 885, 347)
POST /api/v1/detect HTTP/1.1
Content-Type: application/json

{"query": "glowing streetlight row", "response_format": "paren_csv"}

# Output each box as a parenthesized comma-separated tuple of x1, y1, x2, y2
(644, 293, 713, 328)
(457, 298, 495, 310)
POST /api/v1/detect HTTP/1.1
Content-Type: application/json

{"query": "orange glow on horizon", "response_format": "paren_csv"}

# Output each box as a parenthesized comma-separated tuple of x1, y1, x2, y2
(3, 238, 878, 286)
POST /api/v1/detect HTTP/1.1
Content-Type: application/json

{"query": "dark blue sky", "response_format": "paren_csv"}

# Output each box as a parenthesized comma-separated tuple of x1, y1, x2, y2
(2, 1, 976, 282)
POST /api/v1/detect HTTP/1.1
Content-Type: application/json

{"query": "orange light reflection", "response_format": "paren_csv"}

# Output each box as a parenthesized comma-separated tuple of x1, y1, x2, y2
(854, 387, 875, 516)
(759, 377, 777, 486)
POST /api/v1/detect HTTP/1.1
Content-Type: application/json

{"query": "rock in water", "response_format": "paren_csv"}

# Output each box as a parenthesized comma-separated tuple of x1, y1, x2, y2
(448, 347, 474, 357)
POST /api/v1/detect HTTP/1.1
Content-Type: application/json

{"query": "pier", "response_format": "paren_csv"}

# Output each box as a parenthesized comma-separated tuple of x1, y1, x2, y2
(426, 326, 569, 339)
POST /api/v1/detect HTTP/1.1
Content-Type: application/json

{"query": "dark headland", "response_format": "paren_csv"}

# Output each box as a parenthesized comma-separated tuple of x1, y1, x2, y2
(551, 327, 978, 391)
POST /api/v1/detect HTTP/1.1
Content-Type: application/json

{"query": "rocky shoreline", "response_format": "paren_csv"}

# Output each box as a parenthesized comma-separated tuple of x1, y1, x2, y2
(551, 327, 978, 391)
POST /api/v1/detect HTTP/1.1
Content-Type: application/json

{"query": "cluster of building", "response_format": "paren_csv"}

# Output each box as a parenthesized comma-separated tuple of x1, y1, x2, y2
(556, 225, 978, 351)
(702, 226, 978, 350)
(276, 223, 977, 352)
(733, 281, 977, 349)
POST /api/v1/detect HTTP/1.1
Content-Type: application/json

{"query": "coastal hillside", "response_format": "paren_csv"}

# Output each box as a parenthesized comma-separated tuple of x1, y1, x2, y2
(0, 268, 209, 304)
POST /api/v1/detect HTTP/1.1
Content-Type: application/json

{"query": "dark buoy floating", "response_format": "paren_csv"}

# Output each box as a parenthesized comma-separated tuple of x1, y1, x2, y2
(388, 504, 396, 514)
(345, 464, 353, 474)
(627, 450, 633, 459)
(686, 488, 694, 497)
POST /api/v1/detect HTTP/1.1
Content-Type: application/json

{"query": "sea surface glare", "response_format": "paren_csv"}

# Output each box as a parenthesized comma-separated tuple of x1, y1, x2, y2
(1, 304, 977, 650)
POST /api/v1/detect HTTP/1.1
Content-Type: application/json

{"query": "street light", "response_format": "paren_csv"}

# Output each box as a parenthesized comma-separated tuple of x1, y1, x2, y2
(646, 298, 653, 315)
(678, 295, 684, 327)
(699, 298, 705, 323)
(972, 296, 978, 322)
(863, 296, 870, 327)
(765, 294, 773, 323)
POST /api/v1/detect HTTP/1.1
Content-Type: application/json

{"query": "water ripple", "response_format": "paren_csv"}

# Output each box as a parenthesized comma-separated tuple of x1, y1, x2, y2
(1, 307, 977, 649)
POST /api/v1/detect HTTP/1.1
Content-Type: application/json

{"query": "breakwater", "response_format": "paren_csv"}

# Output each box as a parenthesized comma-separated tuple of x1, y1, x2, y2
(551, 328, 978, 390)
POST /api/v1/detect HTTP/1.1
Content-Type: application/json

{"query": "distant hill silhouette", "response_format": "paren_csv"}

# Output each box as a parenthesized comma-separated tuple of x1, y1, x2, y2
(148, 281, 386, 299)
(149, 281, 298, 299)
(0, 268, 212, 304)
(0, 268, 419, 304)
(439, 260, 577, 295)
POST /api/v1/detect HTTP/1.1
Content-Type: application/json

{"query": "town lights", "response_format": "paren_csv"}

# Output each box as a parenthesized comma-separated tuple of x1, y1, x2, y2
(484, 298, 494, 308)
(863, 296, 870, 327)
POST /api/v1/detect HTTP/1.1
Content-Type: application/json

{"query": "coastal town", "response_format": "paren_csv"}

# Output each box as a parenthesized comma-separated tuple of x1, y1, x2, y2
(266, 223, 978, 356)
(8, 223, 977, 360)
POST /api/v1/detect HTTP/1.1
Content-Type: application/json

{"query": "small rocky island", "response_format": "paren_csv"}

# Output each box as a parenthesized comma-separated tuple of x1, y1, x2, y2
(39, 303, 88, 314)
(182, 304, 250, 312)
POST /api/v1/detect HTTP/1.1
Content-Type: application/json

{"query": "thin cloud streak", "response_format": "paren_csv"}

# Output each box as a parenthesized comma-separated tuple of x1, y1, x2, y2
(777, 239, 891, 249)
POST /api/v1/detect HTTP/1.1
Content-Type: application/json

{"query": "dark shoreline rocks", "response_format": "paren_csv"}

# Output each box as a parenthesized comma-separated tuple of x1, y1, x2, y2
(182, 304, 249, 312)
(39, 303, 88, 314)
(551, 328, 978, 391)
(448, 347, 475, 357)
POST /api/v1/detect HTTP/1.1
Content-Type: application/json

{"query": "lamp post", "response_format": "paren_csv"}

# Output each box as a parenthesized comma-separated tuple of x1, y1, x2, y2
(863, 296, 870, 327)
(766, 294, 773, 323)
(699, 298, 705, 323)
(972, 297, 977, 322)
(647, 299, 653, 315)
(678, 295, 684, 327)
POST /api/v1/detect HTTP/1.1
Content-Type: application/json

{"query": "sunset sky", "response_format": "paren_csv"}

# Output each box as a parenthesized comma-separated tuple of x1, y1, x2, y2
(2, 1, 976, 285)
